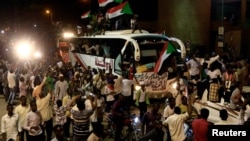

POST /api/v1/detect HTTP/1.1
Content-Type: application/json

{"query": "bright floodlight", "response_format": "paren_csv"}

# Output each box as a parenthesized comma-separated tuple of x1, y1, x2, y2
(34, 51, 42, 59)
(63, 32, 75, 38)
(16, 41, 32, 58)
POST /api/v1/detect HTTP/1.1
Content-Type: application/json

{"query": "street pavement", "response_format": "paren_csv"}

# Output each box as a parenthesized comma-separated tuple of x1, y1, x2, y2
(0, 95, 166, 141)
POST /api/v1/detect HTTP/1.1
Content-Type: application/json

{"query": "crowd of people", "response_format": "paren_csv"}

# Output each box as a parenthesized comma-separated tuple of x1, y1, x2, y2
(1, 50, 250, 141)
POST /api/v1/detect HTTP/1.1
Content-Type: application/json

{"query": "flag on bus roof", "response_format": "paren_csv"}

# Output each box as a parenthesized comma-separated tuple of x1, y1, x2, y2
(154, 42, 177, 73)
(98, 0, 123, 7)
(81, 11, 91, 19)
(106, 1, 133, 19)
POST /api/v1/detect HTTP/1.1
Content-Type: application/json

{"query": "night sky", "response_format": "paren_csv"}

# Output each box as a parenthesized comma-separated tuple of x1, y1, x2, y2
(0, 0, 158, 29)
(0, 0, 158, 57)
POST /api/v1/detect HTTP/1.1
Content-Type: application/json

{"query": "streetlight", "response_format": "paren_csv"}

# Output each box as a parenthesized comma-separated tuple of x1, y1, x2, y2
(45, 10, 53, 24)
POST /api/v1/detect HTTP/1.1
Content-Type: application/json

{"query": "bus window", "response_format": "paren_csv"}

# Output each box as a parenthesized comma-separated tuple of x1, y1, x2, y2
(117, 42, 134, 78)
(123, 42, 134, 62)
(81, 39, 91, 54)
(109, 39, 126, 58)
(112, 39, 127, 75)
(88, 44, 100, 56)
(101, 42, 110, 58)
(114, 54, 122, 75)
(136, 42, 164, 73)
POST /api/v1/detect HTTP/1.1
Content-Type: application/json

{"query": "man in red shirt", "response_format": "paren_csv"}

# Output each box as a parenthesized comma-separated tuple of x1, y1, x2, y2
(192, 108, 210, 141)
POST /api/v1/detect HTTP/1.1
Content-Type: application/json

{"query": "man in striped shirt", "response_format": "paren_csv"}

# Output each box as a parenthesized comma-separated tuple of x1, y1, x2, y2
(71, 96, 97, 141)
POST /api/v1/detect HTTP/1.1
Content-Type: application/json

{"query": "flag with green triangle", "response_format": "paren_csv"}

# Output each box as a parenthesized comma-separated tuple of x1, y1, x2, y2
(98, 0, 123, 7)
(154, 42, 177, 73)
(106, 1, 133, 19)
(81, 11, 91, 19)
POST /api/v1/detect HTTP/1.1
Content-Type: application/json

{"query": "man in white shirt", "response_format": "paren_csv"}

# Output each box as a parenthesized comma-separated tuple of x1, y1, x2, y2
(14, 96, 30, 141)
(163, 96, 192, 141)
(1, 104, 19, 141)
(85, 95, 96, 132)
(23, 101, 44, 141)
(54, 74, 68, 103)
(103, 80, 115, 113)
(7, 68, 16, 104)
(186, 55, 200, 80)
(135, 82, 149, 120)
(163, 97, 176, 120)
(230, 82, 243, 110)
(121, 77, 135, 113)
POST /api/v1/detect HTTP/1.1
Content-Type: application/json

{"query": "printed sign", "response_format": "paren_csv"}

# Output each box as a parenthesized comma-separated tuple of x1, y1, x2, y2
(95, 57, 113, 70)
(135, 72, 168, 91)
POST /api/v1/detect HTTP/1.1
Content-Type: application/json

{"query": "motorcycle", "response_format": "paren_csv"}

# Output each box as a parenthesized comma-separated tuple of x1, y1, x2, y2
(106, 113, 141, 141)
(184, 118, 194, 141)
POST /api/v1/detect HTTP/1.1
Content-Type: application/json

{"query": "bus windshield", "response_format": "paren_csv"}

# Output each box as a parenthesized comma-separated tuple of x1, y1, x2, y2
(133, 36, 179, 74)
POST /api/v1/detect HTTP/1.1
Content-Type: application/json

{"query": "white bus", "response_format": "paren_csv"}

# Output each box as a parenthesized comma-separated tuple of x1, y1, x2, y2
(69, 29, 186, 98)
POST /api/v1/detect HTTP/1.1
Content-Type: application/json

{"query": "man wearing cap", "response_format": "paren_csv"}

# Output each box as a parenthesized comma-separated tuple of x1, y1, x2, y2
(54, 74, 69, 103)
(135, 81, 150, 120)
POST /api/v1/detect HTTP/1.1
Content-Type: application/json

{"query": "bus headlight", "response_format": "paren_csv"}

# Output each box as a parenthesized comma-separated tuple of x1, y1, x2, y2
(172, 82, 178, 89)
(134, 85, 141, 91)
(134, 117, 139, 123)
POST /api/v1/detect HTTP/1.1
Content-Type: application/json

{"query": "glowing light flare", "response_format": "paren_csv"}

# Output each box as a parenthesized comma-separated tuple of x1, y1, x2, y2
(172, 82, 178, 89)
(34, 51, 42, 59)
(134, 117, 139, 123)
(134, 85, 141, 91)
(16, 41, 32, 58)
(63, 32, 75, 38)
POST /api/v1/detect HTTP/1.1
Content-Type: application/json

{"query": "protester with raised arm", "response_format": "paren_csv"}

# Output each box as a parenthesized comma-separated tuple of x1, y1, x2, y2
(163, 94, 192, 141)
